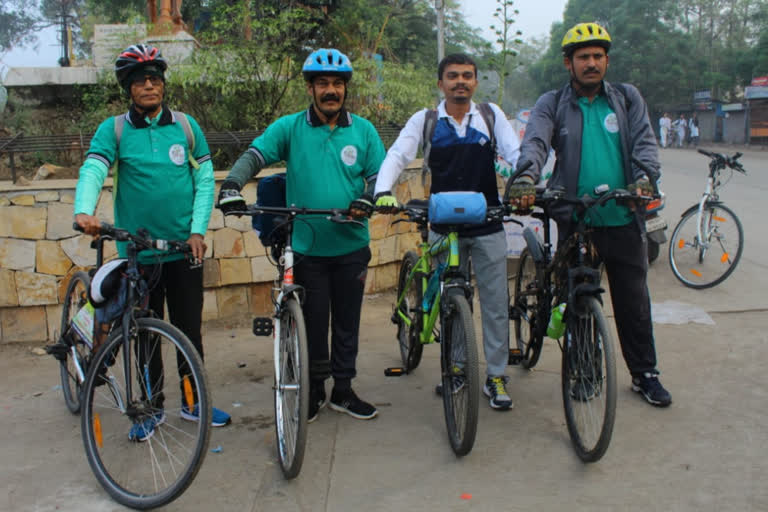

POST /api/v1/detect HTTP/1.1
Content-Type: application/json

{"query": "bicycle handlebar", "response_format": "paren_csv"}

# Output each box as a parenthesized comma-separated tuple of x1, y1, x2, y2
(72, 222, 192, 253)
(535, 187, 651, 212)
(697, 148, 747, 174)
(231, 205, 358, 225)
(385, 201, 522, 227)
(629, 157, 661, 197)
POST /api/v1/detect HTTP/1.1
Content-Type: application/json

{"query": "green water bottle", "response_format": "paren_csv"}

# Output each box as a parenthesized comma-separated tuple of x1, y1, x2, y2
(546, 303, 566, 339)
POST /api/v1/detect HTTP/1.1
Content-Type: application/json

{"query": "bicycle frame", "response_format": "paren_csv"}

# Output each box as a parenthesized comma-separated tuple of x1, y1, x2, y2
(395, 231, 465, 345)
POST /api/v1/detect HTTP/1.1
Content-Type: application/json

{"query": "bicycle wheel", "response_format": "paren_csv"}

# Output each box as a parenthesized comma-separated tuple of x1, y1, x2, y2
(59, 270, 92, 414)
(440, 293, 479, 457)
(395, 251, 423, 371)
(561, 296, 616, 463)
(669, 203, 744, 289)
(512, 249, 544, 369)
(274, 298, 309, 479)
(81, 317, 211, 509)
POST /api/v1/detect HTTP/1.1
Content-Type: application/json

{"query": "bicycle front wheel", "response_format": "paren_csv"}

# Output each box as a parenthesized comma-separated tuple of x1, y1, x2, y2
(395, 251, 424, 371)
(440, 293, 479, 457)
(669, 203, 744, 289)
(561, 296, 616, 463)
(512, 249, 544, 369)
(274, 298, 309, 479)
(59, 270, 92, 414)
(81, 318, 211, 509)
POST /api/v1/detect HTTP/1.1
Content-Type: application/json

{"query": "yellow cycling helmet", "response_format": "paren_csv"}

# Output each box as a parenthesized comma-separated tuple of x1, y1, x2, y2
(561, 22, 611, 56)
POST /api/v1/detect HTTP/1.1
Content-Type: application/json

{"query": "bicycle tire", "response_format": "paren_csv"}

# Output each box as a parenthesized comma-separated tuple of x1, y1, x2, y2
(669, 203, 744, 289)
(440, 293, 479, 457)
(395, 251, 424, 371)
(274, 298, 309, 479)
(561, 296, 616, 463)
(81, 317, 211, 509)
(59, 270, 92, 414)
(512, 249, 544, 369)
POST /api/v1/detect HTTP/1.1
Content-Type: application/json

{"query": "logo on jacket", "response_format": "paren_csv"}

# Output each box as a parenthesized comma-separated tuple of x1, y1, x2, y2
(341, 145, 358, 166)
(604, 113, 619, 133)
(169, 144, 186, 165)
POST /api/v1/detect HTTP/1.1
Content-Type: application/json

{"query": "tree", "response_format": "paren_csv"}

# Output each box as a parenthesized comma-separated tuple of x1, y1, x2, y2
(0, 0, 41, 54)
(488, 0, 522, 105)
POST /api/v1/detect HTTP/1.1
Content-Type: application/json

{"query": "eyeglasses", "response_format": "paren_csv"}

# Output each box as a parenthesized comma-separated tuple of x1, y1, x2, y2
(131, 75, 163, 87)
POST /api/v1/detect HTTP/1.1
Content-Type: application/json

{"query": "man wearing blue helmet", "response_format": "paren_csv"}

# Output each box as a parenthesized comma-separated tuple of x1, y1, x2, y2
(218, 48, 385, 422)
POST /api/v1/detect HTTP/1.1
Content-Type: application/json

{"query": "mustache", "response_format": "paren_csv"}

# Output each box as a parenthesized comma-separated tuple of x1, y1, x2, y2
(321, 94, 341, 102)
(452, 85, 469, 91)
(584, 68, 599, 74)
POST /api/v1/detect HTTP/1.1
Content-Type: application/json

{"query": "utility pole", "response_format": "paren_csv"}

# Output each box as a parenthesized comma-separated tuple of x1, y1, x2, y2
(435, 0, 445, 64)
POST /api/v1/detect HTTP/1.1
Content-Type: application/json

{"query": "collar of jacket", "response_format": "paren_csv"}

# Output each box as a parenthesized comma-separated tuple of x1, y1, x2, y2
(128, 104, 173, 128)
(306, 103, 352, 127)
(566, 80, 608, 102)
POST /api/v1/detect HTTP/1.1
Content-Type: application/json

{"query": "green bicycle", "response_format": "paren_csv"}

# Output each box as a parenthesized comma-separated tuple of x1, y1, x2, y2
(383, 193, 515, 456)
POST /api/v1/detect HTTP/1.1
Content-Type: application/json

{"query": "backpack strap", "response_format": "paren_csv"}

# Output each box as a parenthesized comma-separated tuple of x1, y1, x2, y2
(173, 111, 200, 170)
(421, 108, 438, 187)
(477, 102, 497, 156)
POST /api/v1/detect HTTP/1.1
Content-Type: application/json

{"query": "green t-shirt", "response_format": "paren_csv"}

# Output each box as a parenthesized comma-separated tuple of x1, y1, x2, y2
(251, 109, 386, 256)
(577, 95, 632, 227)
(76, 109, 213, 262)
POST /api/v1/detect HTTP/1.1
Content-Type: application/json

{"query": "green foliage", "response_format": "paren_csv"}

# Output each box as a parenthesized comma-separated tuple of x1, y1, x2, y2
(345, 57, 435, 126)
(0, 0, 41, 53)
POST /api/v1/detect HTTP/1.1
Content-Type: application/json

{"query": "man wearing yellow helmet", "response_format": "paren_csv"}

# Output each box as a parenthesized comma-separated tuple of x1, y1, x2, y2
(507, 22, 672, 407)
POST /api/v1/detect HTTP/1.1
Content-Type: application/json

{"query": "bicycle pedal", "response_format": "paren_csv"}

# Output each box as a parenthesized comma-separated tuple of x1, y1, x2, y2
(252, 317, 273, 337)
(45, 343, 70, 361)
(508, 348, 523, 365)
(384, 367, 406, 377)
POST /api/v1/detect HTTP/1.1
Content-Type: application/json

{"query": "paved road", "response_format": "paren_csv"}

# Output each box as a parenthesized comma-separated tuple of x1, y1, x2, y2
(1, 147, 766, 511)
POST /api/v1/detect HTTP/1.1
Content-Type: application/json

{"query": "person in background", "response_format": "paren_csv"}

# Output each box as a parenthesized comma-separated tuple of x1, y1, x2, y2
(688, 112, 700, 147)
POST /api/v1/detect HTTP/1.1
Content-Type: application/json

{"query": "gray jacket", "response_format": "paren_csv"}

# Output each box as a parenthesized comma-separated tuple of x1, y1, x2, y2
(518, 80, 660, 230)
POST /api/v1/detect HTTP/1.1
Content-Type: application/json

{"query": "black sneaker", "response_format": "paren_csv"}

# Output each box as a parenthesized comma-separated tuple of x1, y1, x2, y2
(329, 388, 378, 420)
(308, 382, 326, 423)
(632, 372, 672, 407)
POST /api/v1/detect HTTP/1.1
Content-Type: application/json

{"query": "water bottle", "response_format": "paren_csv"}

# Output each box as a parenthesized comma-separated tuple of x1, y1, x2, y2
(546, 303, 566, 339)
(422, 263, 446, 311)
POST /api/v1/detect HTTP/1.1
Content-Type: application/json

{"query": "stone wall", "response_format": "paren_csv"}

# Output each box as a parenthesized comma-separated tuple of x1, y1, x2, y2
(0, 165, 426, 343)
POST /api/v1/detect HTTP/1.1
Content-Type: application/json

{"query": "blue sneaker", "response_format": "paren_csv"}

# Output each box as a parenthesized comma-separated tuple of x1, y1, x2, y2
(128, 411, 166, 442)
(180, 404, 231, 427)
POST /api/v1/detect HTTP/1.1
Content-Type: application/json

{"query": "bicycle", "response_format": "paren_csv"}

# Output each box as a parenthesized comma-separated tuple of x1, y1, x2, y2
(382, 193, 514, 456)
(508, 185, 648, 462)
(72, 222, 211, 509)
(226, 204, 358, 479)
(668, 149, 746, 289)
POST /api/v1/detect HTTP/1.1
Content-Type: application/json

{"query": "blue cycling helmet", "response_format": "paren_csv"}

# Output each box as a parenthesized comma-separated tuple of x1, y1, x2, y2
(302, 48, 353, 82)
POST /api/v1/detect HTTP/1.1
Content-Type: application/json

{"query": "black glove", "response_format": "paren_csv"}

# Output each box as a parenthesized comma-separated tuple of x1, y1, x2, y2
(348, 194, 375, 219)
(217, 181, 246, 215)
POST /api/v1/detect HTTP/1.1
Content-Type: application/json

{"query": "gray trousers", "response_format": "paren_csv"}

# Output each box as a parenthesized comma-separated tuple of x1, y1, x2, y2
(430, 229, 509, 377)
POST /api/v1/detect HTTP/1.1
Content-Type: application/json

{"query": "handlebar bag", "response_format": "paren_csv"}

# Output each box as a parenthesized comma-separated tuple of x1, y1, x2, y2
(428, 191, 487, 225)
(251, 172, 287, 246)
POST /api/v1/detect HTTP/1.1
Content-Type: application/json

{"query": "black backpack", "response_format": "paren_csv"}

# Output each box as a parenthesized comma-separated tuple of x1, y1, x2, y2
(251, 172, 287, 246)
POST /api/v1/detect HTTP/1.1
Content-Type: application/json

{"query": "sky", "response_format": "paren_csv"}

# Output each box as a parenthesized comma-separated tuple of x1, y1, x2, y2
(461, 0, 568, 46)
(0, 0, 568, 78)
